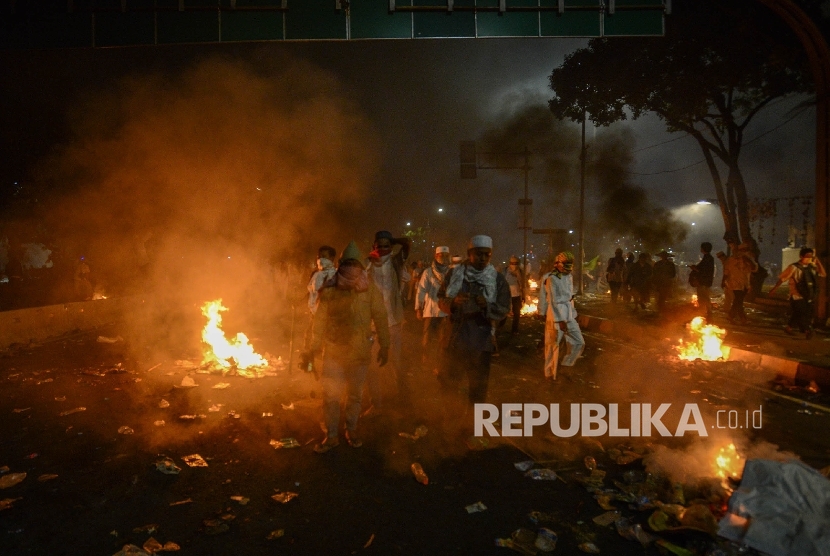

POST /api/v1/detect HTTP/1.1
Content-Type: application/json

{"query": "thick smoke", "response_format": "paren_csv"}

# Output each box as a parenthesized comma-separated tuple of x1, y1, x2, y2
(479, 102, 687, 253)
(33, 52, 380, 353)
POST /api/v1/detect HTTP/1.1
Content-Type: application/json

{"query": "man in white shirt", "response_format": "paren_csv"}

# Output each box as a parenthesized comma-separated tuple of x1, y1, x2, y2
(538, 251, 585, 380)
(416, 246, 450, 372)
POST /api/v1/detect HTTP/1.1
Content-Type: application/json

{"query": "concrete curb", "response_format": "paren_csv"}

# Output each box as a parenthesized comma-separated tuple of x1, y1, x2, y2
(0, 297, 131, 350)
(577, 314, 828, 388)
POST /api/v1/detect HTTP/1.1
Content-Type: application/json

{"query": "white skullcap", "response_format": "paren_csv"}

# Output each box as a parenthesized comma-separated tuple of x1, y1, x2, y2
(435, 246, 450, 254)
(468, 235, 493, 249)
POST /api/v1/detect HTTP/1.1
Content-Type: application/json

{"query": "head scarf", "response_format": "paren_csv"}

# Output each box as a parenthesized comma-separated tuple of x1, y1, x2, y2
(552, 251, 574, 278)
(324, 264, 369, 292)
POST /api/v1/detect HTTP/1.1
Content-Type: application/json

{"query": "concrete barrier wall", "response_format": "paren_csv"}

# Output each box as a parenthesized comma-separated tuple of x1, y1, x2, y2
(0, 297, 131, 349)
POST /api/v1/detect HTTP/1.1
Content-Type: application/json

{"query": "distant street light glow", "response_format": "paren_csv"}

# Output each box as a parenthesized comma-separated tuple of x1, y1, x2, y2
(697, 200, 712, 205)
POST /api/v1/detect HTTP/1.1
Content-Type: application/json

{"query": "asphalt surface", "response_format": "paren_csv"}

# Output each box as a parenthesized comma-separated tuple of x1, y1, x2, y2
(1, 299, 828, 556)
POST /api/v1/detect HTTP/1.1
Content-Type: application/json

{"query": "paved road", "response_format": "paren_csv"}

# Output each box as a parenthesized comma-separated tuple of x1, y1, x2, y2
(0, 309, 827, 555)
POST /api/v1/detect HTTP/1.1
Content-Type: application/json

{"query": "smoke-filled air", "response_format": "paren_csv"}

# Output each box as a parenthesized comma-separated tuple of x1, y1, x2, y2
(32, 52, 380, 354)
(479, 101, 687, 252)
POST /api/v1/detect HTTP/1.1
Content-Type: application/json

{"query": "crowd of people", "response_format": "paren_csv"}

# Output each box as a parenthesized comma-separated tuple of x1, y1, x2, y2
(603, 241, 827, 338)
(300, 231, 584, 453)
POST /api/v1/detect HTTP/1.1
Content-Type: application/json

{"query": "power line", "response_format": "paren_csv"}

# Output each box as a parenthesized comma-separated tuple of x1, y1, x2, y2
(626, 104, 812, 176)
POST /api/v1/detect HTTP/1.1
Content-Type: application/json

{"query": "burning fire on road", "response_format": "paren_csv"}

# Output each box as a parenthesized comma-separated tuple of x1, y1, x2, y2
(201, 299, 271, 377)
(676, 317, 728, 361)
(521, 278, 539, 315)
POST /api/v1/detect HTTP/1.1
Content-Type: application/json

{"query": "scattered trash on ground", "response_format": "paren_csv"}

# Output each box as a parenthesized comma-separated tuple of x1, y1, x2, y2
(37, 474, 58, 482)
(118, 426, 135, 435)
(411, 463, 429, 485)
(0, 473, 26, 489)
(514, 460, 535, 472)
(113, 544, 151, 556)
(718, 458, 830, 556)
(398, 425, 429, 440)
(465, 501, 487, 514)
(202, 518, 230, 535)
(97, 336, 124, 344)
(212, 383, 230, 389)
(578, 541, 601, 553)
(12, 408, 31, 413)
(592, 511, 621, 527)
(271, 491, 298, 503)
(142, 537, 180, 553)
(270, 438, 300, 449)
(262, 412, 274, 417)
(174, 376, 197, 388)
(59, 407, 86, 416)
(158, 399, 170, 408)
(154, 420, 165, 427)
(230, 495, 249, 505)
(155, 459, 181, 475)
(0, 497, 22, 511)
(182, 454, 208, 467)
(266, 529, 285, 540)
(525, 468, 558, 481)
(281, 403, 295, 410)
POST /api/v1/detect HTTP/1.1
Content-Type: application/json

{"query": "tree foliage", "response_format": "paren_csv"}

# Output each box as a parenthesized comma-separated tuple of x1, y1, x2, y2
(549, 0, 813, 251)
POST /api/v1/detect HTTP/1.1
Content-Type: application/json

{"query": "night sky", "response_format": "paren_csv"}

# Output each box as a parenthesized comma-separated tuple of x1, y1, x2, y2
(0, 33, 817, 275)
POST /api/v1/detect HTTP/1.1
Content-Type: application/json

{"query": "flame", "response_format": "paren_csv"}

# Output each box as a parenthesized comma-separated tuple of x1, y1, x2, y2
(677, 316, 728, 361)
(201, 300, 268, 373)
(714, 443, 744, 490)
(520, 300, 538, 315)
(691, 294, 698, 307)
(528, 279, 538, 290)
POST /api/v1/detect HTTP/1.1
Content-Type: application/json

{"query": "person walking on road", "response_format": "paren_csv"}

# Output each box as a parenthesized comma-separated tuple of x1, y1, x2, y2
(605, 248, 627, 304)
(723, 242, 758, 325)
(416, 246, 451, 372)
(307, 241, 390, 454)
(770, 246, 827, 339)
(437, 235, 511, 422)
(500, 255, 525, 334)
(689, 242, 715, 321)
(627, 253, 653, 310)
(652, 251, 677, 312)
(538, 251, 585, 380)
(365, 230, 411, 412)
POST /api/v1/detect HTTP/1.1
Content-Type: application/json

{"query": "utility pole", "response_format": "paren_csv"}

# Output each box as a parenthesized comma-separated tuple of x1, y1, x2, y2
(578, 112, 588, 295)
(460, 141, 533, 299)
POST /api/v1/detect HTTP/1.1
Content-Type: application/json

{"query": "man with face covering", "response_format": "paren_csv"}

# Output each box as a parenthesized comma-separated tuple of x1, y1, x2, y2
(416, 246, 451, 372)
(538, 251, 585, 380)
(308, 241, 390, 453)
(365, 230, 411, 412)
(437, 235, 511, 419)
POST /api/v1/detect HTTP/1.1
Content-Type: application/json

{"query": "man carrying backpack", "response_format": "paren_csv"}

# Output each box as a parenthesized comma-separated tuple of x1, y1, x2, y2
(605, 248, 627, 304)
(770, 246, 827, 339)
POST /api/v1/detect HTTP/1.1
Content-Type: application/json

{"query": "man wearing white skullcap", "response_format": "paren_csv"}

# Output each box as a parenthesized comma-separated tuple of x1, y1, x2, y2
(416, 246, 451, 372)
(438, 235, 510, 445)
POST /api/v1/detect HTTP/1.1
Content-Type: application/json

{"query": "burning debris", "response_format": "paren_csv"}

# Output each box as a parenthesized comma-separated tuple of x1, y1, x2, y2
(677, 317, 728, 361)
(201, 300, 268, 374)
(521, 278, 539, 315)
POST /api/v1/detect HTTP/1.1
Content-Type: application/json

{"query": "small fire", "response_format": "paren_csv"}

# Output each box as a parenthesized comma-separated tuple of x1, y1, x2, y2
(714, 443, 744, 490)
(201, 300, 268, 373)
(520, 300, 538, 315)
(528, 279, 538, 290)
(677, 317, 728, 361)
(691, 294, 698, 307)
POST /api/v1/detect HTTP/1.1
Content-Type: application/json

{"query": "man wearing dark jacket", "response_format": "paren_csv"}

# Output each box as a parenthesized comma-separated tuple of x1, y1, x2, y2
(690, 242, 715, 321)
(308, 241, 390, 453)
(437, 235, 511, 437)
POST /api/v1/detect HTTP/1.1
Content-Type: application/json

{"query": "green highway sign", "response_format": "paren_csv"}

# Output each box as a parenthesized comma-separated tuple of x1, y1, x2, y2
(0, 1, 666, 48)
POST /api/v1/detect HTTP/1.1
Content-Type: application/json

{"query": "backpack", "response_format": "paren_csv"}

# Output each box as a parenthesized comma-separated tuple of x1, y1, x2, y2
(607, 258, 625, 283)
(688, 268, 700, 288)
(794, 263, 818, 301)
